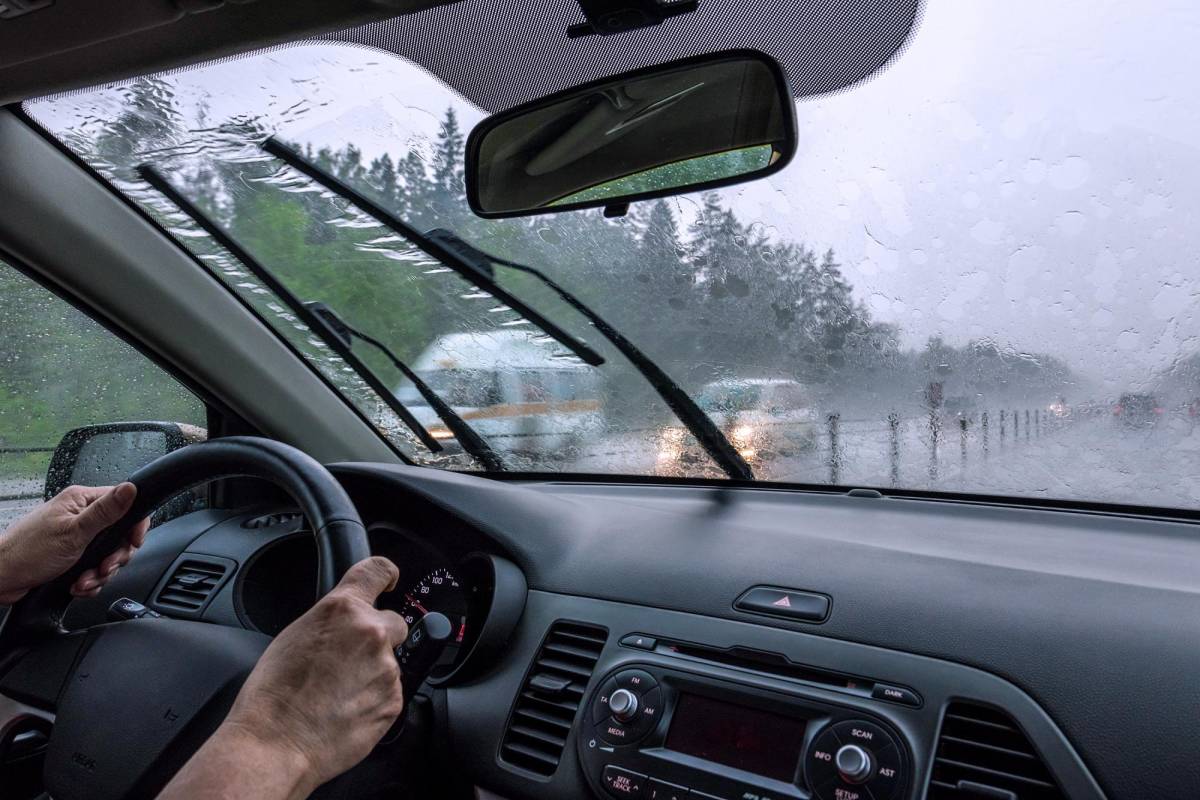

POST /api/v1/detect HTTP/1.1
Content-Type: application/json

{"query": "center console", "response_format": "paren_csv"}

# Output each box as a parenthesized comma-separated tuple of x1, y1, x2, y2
(578, 661, 911, 800)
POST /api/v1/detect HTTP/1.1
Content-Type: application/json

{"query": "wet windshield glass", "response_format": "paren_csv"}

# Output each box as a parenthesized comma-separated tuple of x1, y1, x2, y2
(26, 1, 1200, 510)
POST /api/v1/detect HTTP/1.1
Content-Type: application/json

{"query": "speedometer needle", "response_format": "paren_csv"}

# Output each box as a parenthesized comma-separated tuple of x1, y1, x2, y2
(405, 593, 428, 615)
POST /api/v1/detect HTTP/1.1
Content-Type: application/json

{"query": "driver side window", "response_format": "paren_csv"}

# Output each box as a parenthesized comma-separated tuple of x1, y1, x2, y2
(0, 260, 205, 524)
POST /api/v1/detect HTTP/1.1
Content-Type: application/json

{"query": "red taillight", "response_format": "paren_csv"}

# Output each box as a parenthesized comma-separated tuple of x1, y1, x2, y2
(1113, 405, 1123, 415)
(1154, 407, 1164, 415)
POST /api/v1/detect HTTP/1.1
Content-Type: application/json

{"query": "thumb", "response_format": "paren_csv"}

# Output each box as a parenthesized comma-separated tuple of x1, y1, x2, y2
(334, 557, 400, 605)
(73, 482, 138, 542)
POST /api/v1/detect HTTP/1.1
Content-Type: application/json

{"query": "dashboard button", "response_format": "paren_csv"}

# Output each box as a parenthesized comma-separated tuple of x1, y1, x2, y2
(870, 683, 921, 707)
(628, 686, 663, 737)
(805, 728, 841, 789)
(603, 765, 647, 798)
(814, 776, 876, 800)
(647, 778, 689, 800)
(621, 633, 658, 650)
(734, 586, 830, 622)
(831, 721, 891, 751)
(616, 668, 658, 693)
(596, 717, 635, 745)
(592, 678, 620, 722)
(866, 744, 903, 800)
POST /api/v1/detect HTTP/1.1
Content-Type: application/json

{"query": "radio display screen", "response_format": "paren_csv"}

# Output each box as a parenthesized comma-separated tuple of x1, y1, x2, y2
(665, 693, 807, 782)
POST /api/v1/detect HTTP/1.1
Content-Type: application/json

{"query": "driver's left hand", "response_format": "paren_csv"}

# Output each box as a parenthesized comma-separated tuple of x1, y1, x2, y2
(0, 482, 149, 604)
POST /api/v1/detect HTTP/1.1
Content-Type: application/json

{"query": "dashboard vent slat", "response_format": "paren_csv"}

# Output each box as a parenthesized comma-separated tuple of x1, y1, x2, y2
(928, 702, 1065, 800)
(500, 620, 607, 777)
(153, 557, 232, 616)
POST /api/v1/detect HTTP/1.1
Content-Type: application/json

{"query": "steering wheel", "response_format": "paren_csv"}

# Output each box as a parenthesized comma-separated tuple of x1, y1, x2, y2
(0, 436, 370, 800)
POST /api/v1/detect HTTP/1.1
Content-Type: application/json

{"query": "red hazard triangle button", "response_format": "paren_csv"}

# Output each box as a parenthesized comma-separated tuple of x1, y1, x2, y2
(735, 586, 830, 622)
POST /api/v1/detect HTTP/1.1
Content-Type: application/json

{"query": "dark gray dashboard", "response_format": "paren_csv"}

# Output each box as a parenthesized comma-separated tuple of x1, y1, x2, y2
(330, 464, 1200, 800)
(63, 463, 1200, 799)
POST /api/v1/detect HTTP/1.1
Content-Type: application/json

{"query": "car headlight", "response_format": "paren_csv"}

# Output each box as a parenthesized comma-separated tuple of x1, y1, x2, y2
(730, 424, 757, 445)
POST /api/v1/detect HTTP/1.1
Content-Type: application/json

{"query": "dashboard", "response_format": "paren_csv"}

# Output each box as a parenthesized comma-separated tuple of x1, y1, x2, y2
(53, 463, 1200, 800)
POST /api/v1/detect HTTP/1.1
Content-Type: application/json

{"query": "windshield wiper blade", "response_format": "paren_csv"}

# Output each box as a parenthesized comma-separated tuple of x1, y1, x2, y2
(426, 230, 755, 481)
(260, 137, 606, 368)
(137, 164, 447, 458)
(304, 301, 504, 471)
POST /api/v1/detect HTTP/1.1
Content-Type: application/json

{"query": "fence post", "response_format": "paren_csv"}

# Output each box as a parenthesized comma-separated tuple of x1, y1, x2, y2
(982, 411, 989, 458)
(888, 412, 900, 486)
(827, 413, 841, 485)
(1025, 409, 1030, 440)
(928, 410, 940, 481)
(959, 417, 968, 465)
(999, 409, 1005, 443)
(1035, 409, 1041, 437)
(1013, 409, 1019, 441)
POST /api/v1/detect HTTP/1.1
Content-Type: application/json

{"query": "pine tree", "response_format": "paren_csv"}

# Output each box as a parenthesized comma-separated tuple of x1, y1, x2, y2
(430, 107, 465, 206)
(367, 153, 401, 211)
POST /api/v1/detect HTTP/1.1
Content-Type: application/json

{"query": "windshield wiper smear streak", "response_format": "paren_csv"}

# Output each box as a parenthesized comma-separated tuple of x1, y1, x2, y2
(136, 164, 448, 459)
(261, 137, 606, 369)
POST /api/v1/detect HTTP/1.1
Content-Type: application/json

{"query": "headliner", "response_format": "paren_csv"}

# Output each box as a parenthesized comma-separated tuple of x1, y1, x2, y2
(3, 0, 920, 110)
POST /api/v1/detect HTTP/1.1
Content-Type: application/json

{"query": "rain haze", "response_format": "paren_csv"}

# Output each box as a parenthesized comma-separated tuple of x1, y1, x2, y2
(23, 0, 1200, 510)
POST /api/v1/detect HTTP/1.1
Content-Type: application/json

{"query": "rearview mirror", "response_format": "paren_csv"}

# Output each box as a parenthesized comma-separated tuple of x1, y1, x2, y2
(465, 50, 796, 218)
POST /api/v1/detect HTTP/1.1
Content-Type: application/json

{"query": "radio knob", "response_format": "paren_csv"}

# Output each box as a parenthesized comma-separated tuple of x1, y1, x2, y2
(835, 743, 873, 783)
(607, 688, 639, 722)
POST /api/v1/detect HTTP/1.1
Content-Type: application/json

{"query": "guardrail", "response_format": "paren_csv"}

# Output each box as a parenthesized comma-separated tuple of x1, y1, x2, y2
(821, 407, 1068, 486)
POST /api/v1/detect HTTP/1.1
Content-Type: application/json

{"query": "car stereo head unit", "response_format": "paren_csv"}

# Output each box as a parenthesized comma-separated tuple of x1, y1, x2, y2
(578, 664, 910, 800)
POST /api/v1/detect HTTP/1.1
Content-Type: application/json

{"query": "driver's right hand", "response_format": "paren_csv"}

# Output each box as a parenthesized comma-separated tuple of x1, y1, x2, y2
(219, 556, 409, 788)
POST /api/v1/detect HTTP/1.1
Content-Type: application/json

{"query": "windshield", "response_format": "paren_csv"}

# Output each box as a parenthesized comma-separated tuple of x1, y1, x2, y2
(26, 1, 1200, 511)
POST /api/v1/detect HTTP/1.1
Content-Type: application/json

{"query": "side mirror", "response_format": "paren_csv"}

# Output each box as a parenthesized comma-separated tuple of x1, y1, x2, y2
(465, 50, 796, 218)
(45, 422, 206, 502)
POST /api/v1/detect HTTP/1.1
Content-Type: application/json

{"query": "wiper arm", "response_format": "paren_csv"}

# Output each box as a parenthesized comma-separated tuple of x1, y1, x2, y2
(137, 164, 447, 458)
(304, 301, 504, 471)
(260, 138, 605, 368)
(426, 231, 755, 481)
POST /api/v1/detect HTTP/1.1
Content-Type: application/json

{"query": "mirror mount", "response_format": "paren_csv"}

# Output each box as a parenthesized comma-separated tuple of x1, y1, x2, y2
(566, 0, 699, 40)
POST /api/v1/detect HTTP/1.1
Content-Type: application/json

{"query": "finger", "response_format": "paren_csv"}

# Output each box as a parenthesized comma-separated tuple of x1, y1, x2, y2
(128, 516, 150, 548)
(376, 608, 410, 648)
(99, 544, 135, 576)
(334, 557, 400, 605)
(73, 482, 139, 542)
(70, 570, 101, 596)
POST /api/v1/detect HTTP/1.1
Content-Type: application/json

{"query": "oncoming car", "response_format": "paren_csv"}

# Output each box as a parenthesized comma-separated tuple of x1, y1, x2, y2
(659, 378, 819, 470)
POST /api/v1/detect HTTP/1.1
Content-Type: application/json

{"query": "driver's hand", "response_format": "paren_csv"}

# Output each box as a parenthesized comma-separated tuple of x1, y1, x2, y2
(219, 556, 409, 790)
(0, 483, 149, 604)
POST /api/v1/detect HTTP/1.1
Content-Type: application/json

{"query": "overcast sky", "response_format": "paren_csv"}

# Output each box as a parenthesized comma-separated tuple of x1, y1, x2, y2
(31, 0, 1200, 395)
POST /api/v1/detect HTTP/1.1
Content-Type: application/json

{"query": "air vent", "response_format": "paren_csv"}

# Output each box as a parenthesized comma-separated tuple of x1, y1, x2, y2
(242, 511, 303, 529)
(929, 702, 1065, 800)
(153, 556, 233, 615)
(500, 621, 607, 776)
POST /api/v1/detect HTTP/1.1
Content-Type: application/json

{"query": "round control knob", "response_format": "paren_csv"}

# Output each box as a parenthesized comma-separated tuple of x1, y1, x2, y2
(835, 743, 873, 783)
(607, 688, 639, 722)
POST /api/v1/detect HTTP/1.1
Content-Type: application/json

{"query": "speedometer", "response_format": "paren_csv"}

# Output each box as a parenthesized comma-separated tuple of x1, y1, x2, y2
(399, 567, 469, 675)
